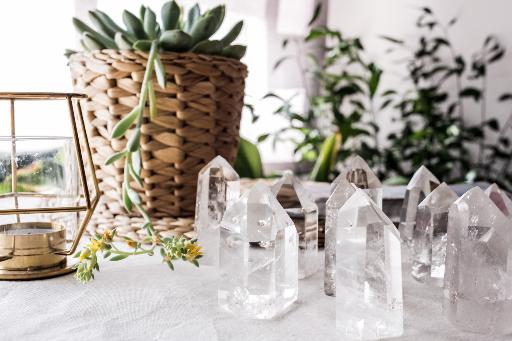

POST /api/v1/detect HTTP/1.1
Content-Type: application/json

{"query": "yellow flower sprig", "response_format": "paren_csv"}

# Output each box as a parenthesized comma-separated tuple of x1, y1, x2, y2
(73, 229, 202, 283)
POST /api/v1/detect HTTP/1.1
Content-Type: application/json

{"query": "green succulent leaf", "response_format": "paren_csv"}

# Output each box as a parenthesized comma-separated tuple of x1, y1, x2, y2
(139, 5, 146, 21)
(94, 10, 132, 40)
(82, 32, 105, 51)
(73, 18, 117, 49)
(191, 40, 223, 55)
(115, 32, 133, 50)
(133, 39, 153, 52)
(123, 10, 147, 39)
(64, 49, 77, 58)
(122, 183, 133, 212)
(111, 105, 141, 138)
(154, 56, 167, 88)
(126, 187, 142, 205)
(185, 4, 201, 32)
(148, 81, 158, 119)
(205, 5, 225, 33)
(220, 21, 243, 46)
(143, 7, 158, 39)
(222, 45, 246, 59)
(104, 150, 126, 165)
(162, 1, 181, 31)
(89, 10, 116, 38)
(127, 129, 141, 152)
(159, 30, 193, 52)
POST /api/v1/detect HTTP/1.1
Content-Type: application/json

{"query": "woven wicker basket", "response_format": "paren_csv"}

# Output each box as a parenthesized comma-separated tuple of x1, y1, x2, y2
(69, 49, 247, 239)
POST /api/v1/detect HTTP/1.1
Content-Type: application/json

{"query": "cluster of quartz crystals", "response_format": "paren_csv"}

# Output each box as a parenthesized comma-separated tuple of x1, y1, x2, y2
(336, 190, 403, 340)
(331, 155, 383, 207)
(195, 156, 240, 266)
(444, 187, 512, 335)
(485, 183, 512, 218)
(218, 182, 298, 319)
(399, 166, 440, 248)
(411, 183, 458, 285)
(271, 171, 318, 279)
(325, 155, 383, 297)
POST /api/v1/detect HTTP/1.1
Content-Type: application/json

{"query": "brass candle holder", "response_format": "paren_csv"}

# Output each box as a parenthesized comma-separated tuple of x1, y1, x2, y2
(0, 92, 99, 280)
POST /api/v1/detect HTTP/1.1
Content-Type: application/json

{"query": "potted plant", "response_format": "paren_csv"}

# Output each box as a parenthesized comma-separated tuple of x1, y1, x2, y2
(68, 1, 247, 245)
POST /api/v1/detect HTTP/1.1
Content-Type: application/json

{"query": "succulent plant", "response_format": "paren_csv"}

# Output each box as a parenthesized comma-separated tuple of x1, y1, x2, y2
(68, 2, 246, 268)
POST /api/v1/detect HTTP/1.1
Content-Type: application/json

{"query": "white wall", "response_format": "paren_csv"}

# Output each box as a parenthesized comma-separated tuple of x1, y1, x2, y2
(328, 0, 512, 143)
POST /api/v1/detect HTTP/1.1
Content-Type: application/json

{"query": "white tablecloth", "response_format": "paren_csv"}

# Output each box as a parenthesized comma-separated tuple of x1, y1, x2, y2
(0, 248, 509, 341)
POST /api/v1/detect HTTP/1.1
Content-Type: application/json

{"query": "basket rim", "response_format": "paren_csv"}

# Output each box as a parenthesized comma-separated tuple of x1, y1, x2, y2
(71, 49, 248, 69)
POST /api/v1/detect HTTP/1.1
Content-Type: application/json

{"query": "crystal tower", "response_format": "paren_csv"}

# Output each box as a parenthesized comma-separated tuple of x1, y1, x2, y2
(195, 155, 240, 266)
(485, 183, 512, 218)
(219, 182, 298, 319)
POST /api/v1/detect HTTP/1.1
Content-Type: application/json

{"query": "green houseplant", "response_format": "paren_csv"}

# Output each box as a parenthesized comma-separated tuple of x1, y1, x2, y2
(68, 1, 247, 282)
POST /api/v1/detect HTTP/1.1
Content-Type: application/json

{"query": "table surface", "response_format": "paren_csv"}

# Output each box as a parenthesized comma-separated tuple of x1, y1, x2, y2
(1, 248, 509, 341)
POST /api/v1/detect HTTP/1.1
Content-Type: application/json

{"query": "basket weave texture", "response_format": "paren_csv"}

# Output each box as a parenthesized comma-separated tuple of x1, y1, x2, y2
(69, 49, 247, 237)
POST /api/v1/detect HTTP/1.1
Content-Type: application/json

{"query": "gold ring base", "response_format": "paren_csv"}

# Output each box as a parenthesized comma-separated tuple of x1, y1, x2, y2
(0, 257, 77, 280)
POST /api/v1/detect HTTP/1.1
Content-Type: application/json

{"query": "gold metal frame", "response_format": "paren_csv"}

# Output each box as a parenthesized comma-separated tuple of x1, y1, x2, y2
(0, 92, 100, 279)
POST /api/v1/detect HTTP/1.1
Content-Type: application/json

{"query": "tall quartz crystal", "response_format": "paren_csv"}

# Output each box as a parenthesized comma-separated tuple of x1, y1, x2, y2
(336, 189, 403, 340)
(271, 171, 318, 279)
(331, 154, 382, 207)
(485, 183, 512, 218)
(411, 182, 458, 285)
(324, 177, 356, 296)
(399, 166, 440, 247)
(219, 182, 298, 319)
(444, 187, 512, 335)
(195, 156, 240, 266)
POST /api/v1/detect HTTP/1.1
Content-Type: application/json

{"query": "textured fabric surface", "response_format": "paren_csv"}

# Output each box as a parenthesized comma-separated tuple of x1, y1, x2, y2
(0, 248, 509, 341)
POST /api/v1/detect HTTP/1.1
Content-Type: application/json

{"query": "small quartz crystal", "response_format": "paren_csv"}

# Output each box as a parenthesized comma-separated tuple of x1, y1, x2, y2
(336, 189, 403, 340)
(411, 182, 458, 285)
(219, 182, 298, 319)
(485, 183, 512, 218)
(271, 171, 318, 279)
(331, 154, 382, 207)
(195, 155, 240, 266)
(399, 166, 440, 248)
(324, 177, 356, 296)
(444, 187, 512, 335)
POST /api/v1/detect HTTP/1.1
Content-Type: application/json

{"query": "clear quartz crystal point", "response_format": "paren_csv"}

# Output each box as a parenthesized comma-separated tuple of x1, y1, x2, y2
(195, 155, 240, 267)
(444, 187, 512, 335)
(218, 181, 298, 319)
(336, 189, 403, 340)
(411, 183, 458, 285)
(324, 177, 356, 296)
(331, 154, 383, 207)
(399, 166, 440, 247)
(271, 171, 319, 279)
(485, 183, 512, 218)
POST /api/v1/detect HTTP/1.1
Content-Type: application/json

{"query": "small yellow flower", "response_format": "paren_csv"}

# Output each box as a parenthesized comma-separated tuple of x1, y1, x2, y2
(185, 243, 202, 261)
(79, 248, 91, 262)
(89, 239, 104, 252)
(126, 240, 138, 248)
(102, 230, 113, 243)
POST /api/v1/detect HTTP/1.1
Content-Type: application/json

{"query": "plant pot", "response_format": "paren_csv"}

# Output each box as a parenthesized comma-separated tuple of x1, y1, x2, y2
(69, 49, 247, 240)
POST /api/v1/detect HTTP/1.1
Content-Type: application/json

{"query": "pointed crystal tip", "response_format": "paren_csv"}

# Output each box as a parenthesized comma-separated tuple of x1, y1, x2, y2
(418, 182, 458, 210)
(407, 165, 440, 191)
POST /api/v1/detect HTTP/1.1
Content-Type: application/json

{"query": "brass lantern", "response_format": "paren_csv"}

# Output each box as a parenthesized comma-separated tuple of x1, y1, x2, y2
(0, 92, 99, 280)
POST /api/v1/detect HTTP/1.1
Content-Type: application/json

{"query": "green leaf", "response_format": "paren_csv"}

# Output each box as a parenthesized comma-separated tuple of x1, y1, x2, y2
(127, 129, 141, 152)
(94, 10, 133, 41)
(222, 45, 246, 59)
(114, 32, 133, 50)
(220, 21, 243, 46)
(105, 150, 126, 165)
(89, 11, 116, 38)
(123, 10, 147, 39)
(132, 150, 142, 174)
(127, 188, 142, 205)
(64, 49, 77, 58)
(185, 4, 201, 32)
(310, 133, 341, 181)
(159, 30, 193, 52)
(148, 81, 158, 119)
(123, 183, 133, 212)
(133, 39, 152, 52)
(72, 18, 118, 49)
(111, 105, 141, 138)
(154, 56, 166, 88)
(308, 3, 322, 26)
(189, 15, 216, 44)
(110, 255, 129, 261)
(234, 137, 264, 178)
(162, 1, 181, 30)
(205, 5, 225, 33)
(368, 63, 382, 98)
(128, 163, 144, 187)
(191, 40, 223, 55)
(82, 32, 104, 51)
(143, 7, 158, 39)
